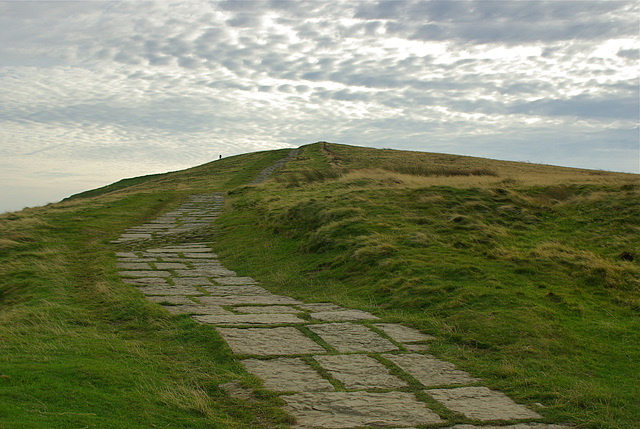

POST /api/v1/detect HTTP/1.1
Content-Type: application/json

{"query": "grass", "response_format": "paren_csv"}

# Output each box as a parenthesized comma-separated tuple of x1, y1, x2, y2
(209, 143, 639, 428)
(0, 150, 295, 428)
(1, 142, 638, 428)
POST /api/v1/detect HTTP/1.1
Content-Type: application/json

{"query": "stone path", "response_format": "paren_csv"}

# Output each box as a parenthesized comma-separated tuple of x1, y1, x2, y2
(112, 161, 571, 428)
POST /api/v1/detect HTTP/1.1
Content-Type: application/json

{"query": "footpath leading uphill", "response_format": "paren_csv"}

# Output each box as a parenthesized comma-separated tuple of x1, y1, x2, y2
(111, 153, 572, 428)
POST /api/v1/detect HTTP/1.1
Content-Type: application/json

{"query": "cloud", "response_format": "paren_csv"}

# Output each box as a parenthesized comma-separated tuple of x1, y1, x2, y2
(0, 0, 638, 211)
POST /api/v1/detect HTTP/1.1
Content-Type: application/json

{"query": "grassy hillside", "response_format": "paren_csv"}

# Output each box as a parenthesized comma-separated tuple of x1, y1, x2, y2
(1, 142, 638, 428)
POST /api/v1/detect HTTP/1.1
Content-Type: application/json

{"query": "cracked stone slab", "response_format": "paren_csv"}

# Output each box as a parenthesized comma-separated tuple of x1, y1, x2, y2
(314, 354, 408, 390)
(426, 387, 542, 421)
(234, 305, 302, 314)
(308, 322, 398, 353)
(242, 358, 334, 392)
(309, 310, 379, 322)
(384, 354, 479, 387)
(374, 323, 436, 343)
(199, 295, 303, 306)
(154, 262, 189, 270)
(213, 276, 258, 285)
(282, 391, 443, 428)
(118, 270, 171, 278)
(217, 327, 326, 356)
(193, 313, 304, 326)
(136, 285, 203, 296)
(117, 258, 158, 262)
(146, 296, 195, 305)
(162, 304, 232, 315)
(297, 303, 343, 312)
(202, 285, 272, 296)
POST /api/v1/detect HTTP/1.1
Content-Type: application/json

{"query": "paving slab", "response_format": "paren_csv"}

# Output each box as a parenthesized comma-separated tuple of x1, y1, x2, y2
(184, 253, 218, 258)
(117, 258, 158, 262)
(297, 303, 344, 312)
(193, 313, 304, 326)
(309, 310, 379, 321)
(217, 327, 326, 356)
(242, 358, 334, 392)
(136, 285, 203, 296)
(374, 323, 436, 343)
(213, 276, 258, 285)
(384, 353, 479, 387)
(199, 295, 303, 306)
(118, 270, 171, 278)
(146, 247, 212, 253)
(405, 344, 430, 352)
(146, 296, 195, 305)
(122, 278, 170, 286)
(116, 233, 151, 241)
(282, 391, 443, 428)
(234, 305, 303, 314)
(162, 304, 232, 315)
(116, 252, 138, 258)
(172, 277, 213, 286)
(308, 322, 398, 353)
(202, 285, 272, 296)
(314, 354, 408, 390)
(154, 262, 189, 270)
(175, 267, 236, 277)
(448, 425, 572, 429)
(426, 386, 542, 421)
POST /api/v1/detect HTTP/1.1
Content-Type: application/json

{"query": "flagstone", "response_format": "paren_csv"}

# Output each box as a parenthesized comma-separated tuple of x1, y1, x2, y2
(309, 309, 379, 321)
(146, 295, 195, 305)
(136, 285, 203, 296)
(426, 387, 541, 421)
(281, 391, 443, 428)
(193, 313, 304, 326)
(213, 276, 258, 285)
(184, 253, 218, 258)
(234, 305, 302, 314)
(163, 304, 232, 315)
(199, 295, 303, 305)
(242, 358, 334, 392)
(297, 303, 343, 312)
(374, 323, 436, 343)
(116, 262, 152, 270)
(154, 262, 189, 269)
(172, 277, 213, 286)
(118, 270, 171, 278)
(314, 354, 408, 390)
(308, 322, 398, 353)
(202, 285, 272, 296)
(122, 278, 169, 286)
(384, 354, 479, 387)
(216, 327, 326, 356)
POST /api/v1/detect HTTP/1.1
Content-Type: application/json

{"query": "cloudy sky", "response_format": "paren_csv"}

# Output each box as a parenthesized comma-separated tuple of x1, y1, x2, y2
(1, 1, 638, 212)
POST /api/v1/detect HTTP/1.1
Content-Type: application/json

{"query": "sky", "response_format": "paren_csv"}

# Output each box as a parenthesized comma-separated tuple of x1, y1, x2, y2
(1, 0, 638, 213)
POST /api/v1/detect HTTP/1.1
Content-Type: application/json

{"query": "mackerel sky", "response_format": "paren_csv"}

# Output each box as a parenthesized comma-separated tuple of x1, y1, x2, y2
(1, 1, 638, 212)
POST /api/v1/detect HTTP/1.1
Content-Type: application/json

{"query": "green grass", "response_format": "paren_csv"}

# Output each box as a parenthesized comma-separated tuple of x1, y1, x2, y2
(208, 143, 639, 428)
(1, 142, 638, 428)
(0, 150, 295, 428)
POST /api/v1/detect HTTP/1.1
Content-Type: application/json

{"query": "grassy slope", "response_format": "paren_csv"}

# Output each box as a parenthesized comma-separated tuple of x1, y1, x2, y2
(0, 150, 293, 428)
(2, 142, 638, 428)
(209, 143, 640, 429)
